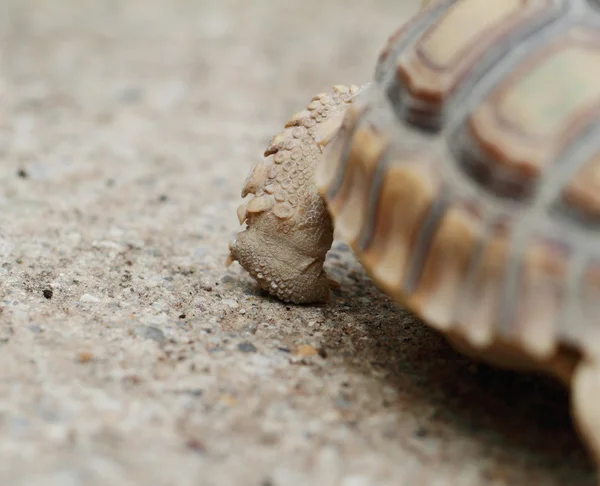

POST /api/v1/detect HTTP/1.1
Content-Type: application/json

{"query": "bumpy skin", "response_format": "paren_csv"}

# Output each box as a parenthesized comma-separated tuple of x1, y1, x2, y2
(228, 85, 360, 303)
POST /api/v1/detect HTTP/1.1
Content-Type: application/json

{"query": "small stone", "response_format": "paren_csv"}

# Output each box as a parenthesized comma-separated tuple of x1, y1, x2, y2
(80, 293, 100, 303)
(335, 393, 351, 409)
(28, 324, 43, 334)
(178, 313, 186, 319)
(175, 388, 203, 397)
(135, 325, 166, 344)
(186, 438, 206, 454)
(42, 289, 53, 299)
(78, 351, 93, 363)
(123, 375, 142, 385)
(237, 341, 257, 353)
(219, 394, 238, 407)
(221, 298, 238, 308)
(293, 344, 318, 357)
(240, 321, 257, 335)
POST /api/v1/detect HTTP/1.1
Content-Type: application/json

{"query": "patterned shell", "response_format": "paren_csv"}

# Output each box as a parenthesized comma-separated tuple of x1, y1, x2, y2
(315, 0, 600, 360)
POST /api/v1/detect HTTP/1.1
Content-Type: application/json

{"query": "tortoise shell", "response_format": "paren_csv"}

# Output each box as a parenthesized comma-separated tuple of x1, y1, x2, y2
(316, 0, 600, 363)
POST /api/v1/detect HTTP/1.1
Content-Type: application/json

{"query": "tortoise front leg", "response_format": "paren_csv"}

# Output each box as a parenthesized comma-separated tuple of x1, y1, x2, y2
(228, 85, 361, 303)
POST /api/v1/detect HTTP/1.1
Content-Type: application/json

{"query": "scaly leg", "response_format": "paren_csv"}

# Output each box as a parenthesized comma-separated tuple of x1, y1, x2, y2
(228, 85, 362, 303)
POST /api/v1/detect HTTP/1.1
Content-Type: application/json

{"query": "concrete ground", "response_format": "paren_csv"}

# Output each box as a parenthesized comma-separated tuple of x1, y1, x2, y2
(0, 1, 596, 485)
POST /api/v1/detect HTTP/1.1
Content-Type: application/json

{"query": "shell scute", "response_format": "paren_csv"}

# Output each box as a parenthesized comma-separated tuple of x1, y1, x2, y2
(468, 27, 600, 196)
(392, 0, 564, 129)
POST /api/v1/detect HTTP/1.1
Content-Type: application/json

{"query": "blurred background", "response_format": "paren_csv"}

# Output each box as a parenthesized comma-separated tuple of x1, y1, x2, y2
(0, 1, 597, 485)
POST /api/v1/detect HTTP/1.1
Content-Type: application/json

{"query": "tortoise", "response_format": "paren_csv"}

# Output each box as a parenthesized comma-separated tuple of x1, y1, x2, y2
(227, 0, 600, 471)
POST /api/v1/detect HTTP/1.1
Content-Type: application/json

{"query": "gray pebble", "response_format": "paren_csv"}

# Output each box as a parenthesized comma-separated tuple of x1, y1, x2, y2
(135, 325, 166, 344)
(28, 324, 43, 334)
(237, 341, 257, 353)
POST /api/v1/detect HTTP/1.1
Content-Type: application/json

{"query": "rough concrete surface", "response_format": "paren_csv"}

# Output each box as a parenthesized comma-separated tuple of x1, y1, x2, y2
(0, 1, 596, 485)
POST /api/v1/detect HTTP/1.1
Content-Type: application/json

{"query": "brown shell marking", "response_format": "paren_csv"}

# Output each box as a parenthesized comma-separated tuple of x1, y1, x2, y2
(512, 237, 568, 357)
(404, 195, 577, 360)
(453, 220, 510, 348)
(375, 0, 446, 76)
(395, 0, 561, 116)
(401, 201, 569, 359)
(357, 155, 442, 299)
(469, 26, 600, 188)
(324, 118, 390, 247)
(409, 201, 485, 331)
(562, 152, 600, 221)
(377, 193, 568, 359)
